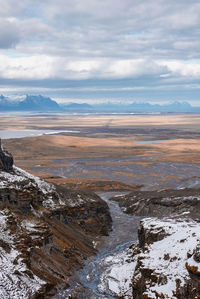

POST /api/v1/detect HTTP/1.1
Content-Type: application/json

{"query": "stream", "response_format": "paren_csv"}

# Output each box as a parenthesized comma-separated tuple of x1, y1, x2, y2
(53, 192, 141, 299)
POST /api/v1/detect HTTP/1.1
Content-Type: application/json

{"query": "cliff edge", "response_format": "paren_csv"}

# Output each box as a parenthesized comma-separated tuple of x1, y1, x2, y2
(0, 141, 112, 298)
(0, 138, 13, 171)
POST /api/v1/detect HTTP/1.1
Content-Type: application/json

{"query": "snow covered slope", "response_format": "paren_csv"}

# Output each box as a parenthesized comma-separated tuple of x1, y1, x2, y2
(131, 217, 200, 298)
(0, 209, 45, 298)
(0, 163, 112, 298)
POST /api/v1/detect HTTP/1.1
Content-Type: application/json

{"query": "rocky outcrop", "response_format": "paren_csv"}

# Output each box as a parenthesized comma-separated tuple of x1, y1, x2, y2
(109, 188, 200, 298)
(111, 188, 200, 219)
(129, 217, 200, 299)
(110, 188, 200, 298)
(0, 165, 112, 298)
(55, 185, 112, 236)
(0, 139, 13, 171)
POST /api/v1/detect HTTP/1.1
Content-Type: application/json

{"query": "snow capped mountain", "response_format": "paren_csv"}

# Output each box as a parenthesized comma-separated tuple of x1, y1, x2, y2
(0, 95, 61, 111)
(0, 94, 199, 113)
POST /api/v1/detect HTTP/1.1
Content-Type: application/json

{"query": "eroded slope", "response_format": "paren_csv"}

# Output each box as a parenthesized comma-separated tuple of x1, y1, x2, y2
(0, 144, 112, 298)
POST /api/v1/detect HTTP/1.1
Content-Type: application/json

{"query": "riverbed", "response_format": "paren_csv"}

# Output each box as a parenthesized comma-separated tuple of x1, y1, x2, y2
(33, 156, 200, 190)
(53, 192, 142, 298)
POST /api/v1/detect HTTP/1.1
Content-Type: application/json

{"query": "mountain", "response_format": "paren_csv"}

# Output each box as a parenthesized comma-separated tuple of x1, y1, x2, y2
(0, 95, 19, 110)
(0, 95, 62, 112)
(61, 102, 93, 112)
(18, 95, 61, 111)
(0, 94, 199, 113)
(92, 101, 199, 113)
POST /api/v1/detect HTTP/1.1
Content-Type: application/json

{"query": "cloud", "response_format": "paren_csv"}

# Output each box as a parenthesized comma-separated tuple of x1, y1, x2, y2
(159, 60, 200, 78)
(0, 0, 199, 103)
(0, 55, 54, 79)
(0, 19, 20, 48)
(0, 0, 199, 60)
(0, 54, 169, 80)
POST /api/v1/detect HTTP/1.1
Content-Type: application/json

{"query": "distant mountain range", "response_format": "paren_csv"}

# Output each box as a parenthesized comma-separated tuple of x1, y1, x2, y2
(0, 94, 200, 113)
(59, 100, 200, 113)
(0, 95, 61, 112)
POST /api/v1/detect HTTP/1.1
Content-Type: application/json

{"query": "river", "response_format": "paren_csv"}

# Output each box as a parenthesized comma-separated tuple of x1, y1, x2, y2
(53, 192, 141, 299)
(0, 129, 80, 139)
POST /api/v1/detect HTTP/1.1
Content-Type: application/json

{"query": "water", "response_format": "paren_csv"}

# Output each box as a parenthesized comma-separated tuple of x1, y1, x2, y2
(137, 139, 168, 144)
(0, 129, 80, 139)
(53, 192, 141, 298)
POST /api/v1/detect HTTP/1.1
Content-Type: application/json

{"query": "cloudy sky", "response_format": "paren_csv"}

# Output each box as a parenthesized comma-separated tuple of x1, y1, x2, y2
(0, 0, 200, 104)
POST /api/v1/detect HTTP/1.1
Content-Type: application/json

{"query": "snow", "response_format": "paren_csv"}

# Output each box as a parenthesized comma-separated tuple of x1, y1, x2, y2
(13, 166, 56, 195)
(139, 217, 200, 298)
(95, 217, 199, 298)
(0, 166, 55, 195)
(161, 195, 200, 202)
(21, 219, 41, 232)
(0, 166, 60, 210)
(92, 240, 99, 249)
(67, 194, 85, 207)
(98, 248, 137, 297)
(187, 255, 200, 271)
(0, 210, 45, 298)
(0, 166, 100, 210)
(59, 192, 97, 207)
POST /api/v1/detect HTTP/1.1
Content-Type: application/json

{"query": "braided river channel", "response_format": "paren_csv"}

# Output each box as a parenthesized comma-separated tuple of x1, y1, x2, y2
(53, 192, 142, 298)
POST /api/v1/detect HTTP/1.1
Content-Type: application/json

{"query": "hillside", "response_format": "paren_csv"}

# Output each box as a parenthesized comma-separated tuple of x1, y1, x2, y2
(0, 141, 111, 297)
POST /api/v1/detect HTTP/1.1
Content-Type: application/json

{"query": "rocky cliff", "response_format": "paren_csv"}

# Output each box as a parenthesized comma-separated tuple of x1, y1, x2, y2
(111, 188, 200, 218)
(110, 189, 200, 298)
(0, 142, 112, 298)
(129, 217, 200, 298)
(0, 138, 13, 171)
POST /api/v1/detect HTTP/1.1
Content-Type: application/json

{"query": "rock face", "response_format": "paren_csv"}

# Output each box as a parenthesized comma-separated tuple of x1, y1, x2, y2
(0, 139, 13, 171)
(109, 189, 200, 298)
(0, 164, 112, 298)
(111, 188, 200, 218)
(55, 185, 112, 236)
(129, 217, 200, 299)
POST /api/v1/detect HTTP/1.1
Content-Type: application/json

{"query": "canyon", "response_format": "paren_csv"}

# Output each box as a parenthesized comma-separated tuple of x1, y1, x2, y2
(0, 142, 112, 298)
(1, 113, 200, 298)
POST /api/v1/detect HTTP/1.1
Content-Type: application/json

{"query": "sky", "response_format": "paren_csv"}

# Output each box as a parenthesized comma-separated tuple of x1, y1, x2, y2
(0, 0, 200, 104)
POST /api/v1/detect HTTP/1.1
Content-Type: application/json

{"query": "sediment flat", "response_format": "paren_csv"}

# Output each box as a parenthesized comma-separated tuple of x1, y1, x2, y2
(2, 113, 200, 190)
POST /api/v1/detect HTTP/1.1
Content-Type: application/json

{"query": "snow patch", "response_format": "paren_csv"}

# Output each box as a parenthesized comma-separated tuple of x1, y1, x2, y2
(0, 210, 45, 298)
(139, 217, 200, 298)
(0, 166, 60, 210)
(98, 247, 137, 297)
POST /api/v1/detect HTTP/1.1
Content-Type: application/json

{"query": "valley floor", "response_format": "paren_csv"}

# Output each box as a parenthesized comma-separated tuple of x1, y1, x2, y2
(1, 113, 200, 298)
(2, 113, 200, 189)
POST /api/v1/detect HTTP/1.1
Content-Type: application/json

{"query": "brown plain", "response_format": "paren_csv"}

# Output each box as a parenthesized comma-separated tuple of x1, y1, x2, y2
(1, 114, 200, 185)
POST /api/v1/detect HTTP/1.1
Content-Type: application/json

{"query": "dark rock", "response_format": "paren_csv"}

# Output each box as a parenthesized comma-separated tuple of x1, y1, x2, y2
(54, 185, 112, 236)
(158, 274, 168, 285)
(164, 253, 170, 260)
(138, 221, 168, 249)
(193, 245, 200, 263)
(0, 151, 112, 297)
(110, 188, 200, 219)
(0, 139, 13, 171)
